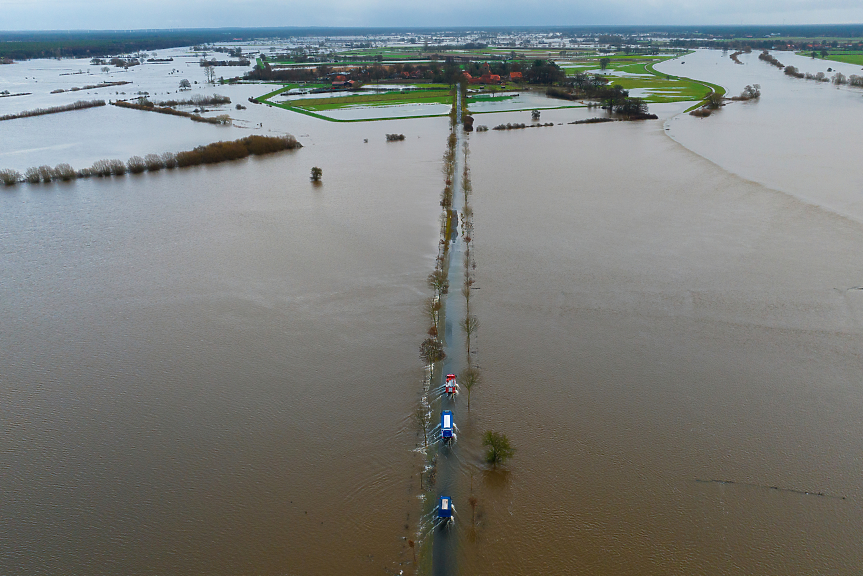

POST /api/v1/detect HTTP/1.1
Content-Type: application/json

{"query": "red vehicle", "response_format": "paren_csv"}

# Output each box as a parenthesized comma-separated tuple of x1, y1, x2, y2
(445, 374, 458, 395)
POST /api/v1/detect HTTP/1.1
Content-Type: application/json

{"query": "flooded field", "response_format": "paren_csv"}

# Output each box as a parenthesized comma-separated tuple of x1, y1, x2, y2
(463, 104, 863, 574)
(2, 45, 863, 575)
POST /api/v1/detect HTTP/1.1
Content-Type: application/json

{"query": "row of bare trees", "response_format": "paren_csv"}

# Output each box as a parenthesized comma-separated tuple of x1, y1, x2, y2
(0, 99, 105, 122)
(0, 135, 301, 185)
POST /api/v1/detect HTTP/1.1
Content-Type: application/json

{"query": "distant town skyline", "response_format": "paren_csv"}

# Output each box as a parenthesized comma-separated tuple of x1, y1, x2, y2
(2, 0, 863, 31)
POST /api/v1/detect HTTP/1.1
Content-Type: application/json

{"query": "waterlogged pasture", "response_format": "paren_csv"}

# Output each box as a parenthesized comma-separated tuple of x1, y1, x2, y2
(561, 55, 716, 104)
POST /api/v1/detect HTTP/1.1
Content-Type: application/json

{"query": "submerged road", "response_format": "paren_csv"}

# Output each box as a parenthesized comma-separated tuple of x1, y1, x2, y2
(432, 88, 467, 576)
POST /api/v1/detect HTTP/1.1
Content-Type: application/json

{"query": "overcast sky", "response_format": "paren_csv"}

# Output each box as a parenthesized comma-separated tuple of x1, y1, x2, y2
(2, 0, 862, 30)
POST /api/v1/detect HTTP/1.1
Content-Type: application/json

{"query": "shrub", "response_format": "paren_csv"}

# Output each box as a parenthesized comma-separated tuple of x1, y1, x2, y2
(704, 92, 724, 109)
(235, 104, 246, 110)
(386, 133, 406, 141)
(76, 168, 92, 178)
(689, 108, 712, 117)
(833, 72, 847, 85)
(37, 165, 56, 182)
(190, 93, 230, 106)
(24, 167, 41, 183)
(476, 125, 488, 132)
(419, 338, 445, 364)
(161, 152, 178, 169)
(127, 156, 146, 173)
(144, 154, 164, 171)
(109, 159, 126, 175)
(759, 51, 784, 68)
(0, 99, 105, 120)
(0, 168, 21, 185)
(175, 150, 203, 167)
(54, 163, 75, 181)
(91, 159, 113, 177)
(784, 66, 804, 78)
(483, 431, 515, 467)
(734, 84, 761, 100)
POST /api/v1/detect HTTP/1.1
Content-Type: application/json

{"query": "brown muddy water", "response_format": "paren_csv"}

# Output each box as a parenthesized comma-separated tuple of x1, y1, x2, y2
(1, 112, 448, 575)
(3, 49, 863, 575)
(462, 110, 863, 573)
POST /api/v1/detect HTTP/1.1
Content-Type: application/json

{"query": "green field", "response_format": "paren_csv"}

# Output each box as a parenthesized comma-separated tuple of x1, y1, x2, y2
(278, 90, 452, 111)
(467, 93, 517, 102)
(254, 49, 723, 120)
(557, 53, 716, 105)
(825, 53, 863, 66)
(794, 51, 863, 66)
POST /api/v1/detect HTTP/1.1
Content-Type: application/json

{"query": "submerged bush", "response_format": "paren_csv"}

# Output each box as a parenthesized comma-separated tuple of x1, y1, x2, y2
(90, 159, 114, 177)
(127, 156, 146, 173)
(386, 133, 406, 141)
(24, 167, 41, 183)
(12, 136, 301, 185)
(0, 99, 106, 122)
(419, 337, 446, 364)
(54, 163, 75, 181)
(144, 154, 164, 171)
(0, 168, 21, 185)
(784, 66, 804, 79)
(161, 152, 178, 169)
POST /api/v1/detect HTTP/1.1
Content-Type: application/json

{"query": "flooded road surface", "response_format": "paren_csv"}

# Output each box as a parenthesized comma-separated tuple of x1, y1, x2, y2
(463, 107, 863, 574)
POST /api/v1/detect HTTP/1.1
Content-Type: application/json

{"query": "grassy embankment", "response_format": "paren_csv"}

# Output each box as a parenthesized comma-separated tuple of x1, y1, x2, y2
(642, 60, 725, 112)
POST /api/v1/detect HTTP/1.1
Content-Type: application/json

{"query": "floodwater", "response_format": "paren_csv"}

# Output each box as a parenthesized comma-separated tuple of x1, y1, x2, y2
(1, 51, 448, 575)
(2, 46, 863, 575)
(461, 53, 863, 574)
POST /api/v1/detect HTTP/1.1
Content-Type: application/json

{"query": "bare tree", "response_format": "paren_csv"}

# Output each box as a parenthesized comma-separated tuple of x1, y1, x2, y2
(204, 65, 215, 84)
(468, 496, 478, 525)
(461, 315, 479, 356)
(424, 296, 441, 332)
(462, 366, 480, 411)
(416, 406, 430, 449)
(427, 269, 449, 295)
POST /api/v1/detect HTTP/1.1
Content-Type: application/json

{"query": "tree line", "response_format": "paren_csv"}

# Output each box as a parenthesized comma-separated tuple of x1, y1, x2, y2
(0, 135, 301, 185)
(246, 58, 566, 85)
(0, 99, 105, 122)
(112, 99, 232, 125)
(548, 76, 654, 118)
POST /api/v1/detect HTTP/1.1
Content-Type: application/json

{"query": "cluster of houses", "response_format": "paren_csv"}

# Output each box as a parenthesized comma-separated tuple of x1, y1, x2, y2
(324, 64, 525, 89)
(330, 74, 358, 88)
